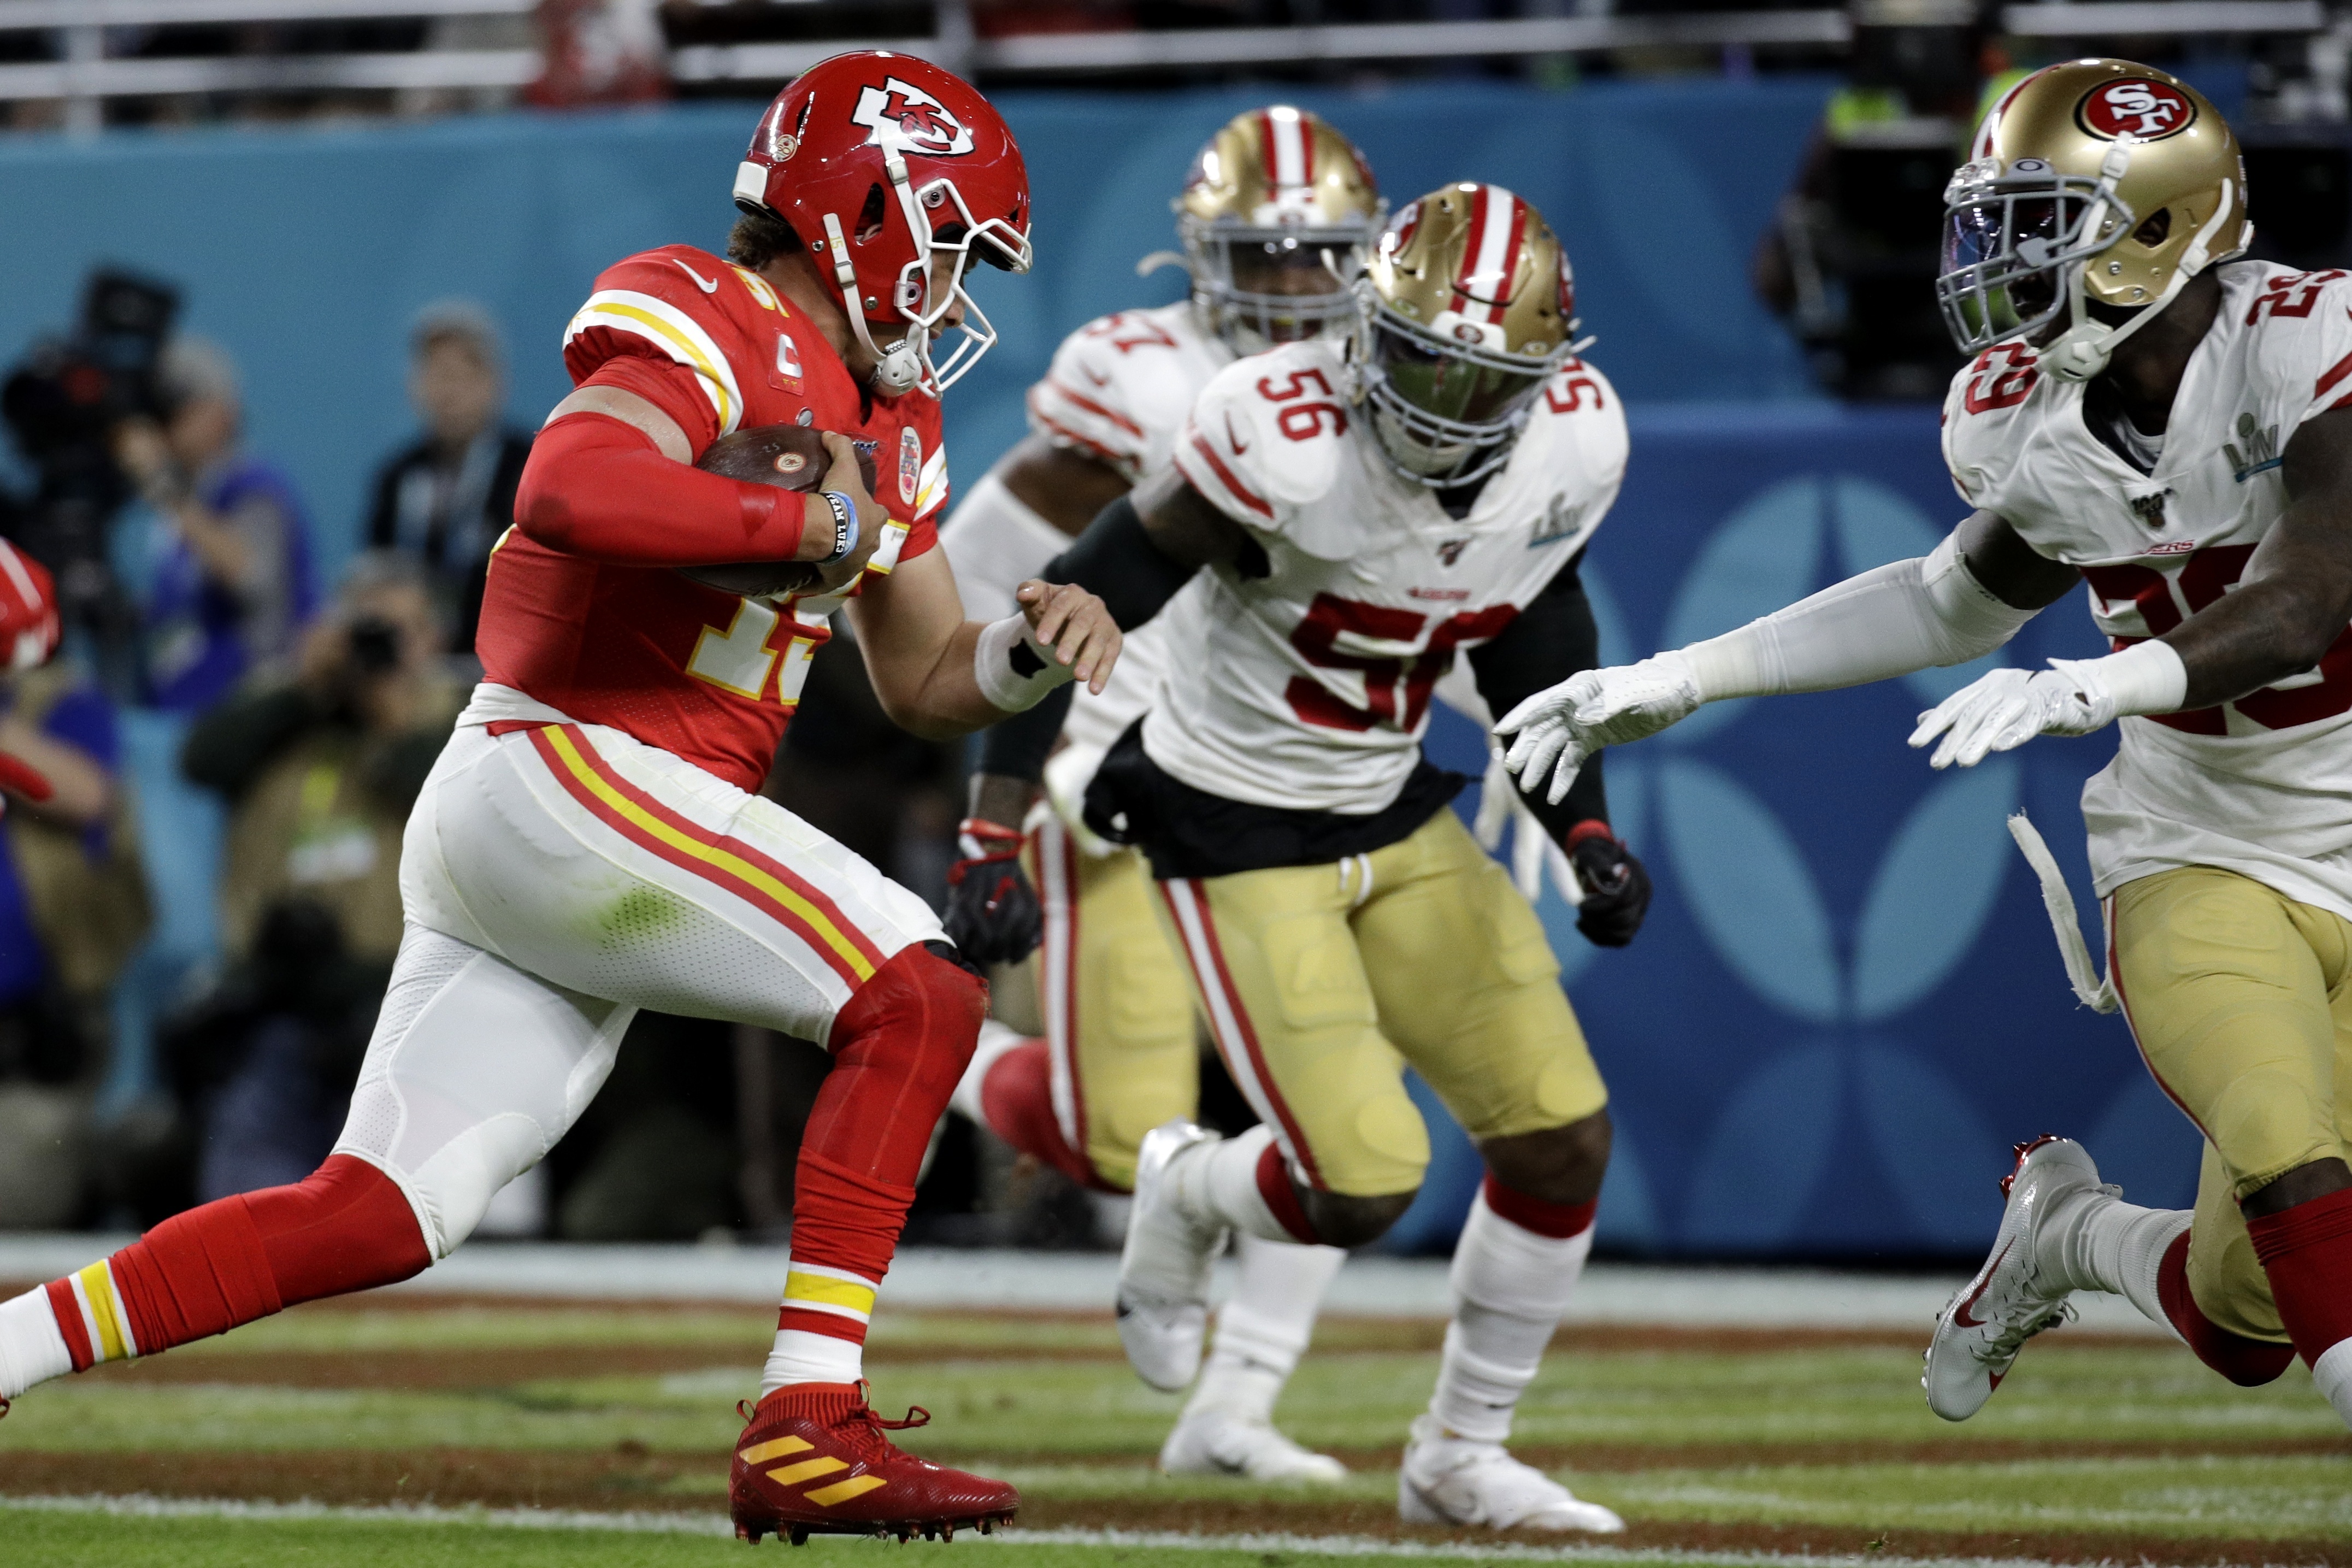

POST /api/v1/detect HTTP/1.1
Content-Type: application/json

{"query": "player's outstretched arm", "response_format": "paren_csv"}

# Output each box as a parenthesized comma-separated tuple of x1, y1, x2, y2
(1500, 509, 2067, 800)
(847, 548, 1120, 742)
(1913, 423, 2352, 767)
(1468, 556, 1653, 947)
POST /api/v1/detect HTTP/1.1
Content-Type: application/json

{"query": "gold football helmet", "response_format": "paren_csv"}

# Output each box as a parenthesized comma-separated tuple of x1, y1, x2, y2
(1175, 106, 1383, 355)
(1358, 182, 1584, 487)
(1938, 59, 2249, 380)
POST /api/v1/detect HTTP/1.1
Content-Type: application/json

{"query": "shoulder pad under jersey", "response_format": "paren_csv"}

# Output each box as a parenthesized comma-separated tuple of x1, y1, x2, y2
(1027, 305, 1210, 481)
(1942, 343, 2045, 510)
(563, 245, 766, 438)
(1173, 339, 1351, 535)
(2233, 264, 2352, 431)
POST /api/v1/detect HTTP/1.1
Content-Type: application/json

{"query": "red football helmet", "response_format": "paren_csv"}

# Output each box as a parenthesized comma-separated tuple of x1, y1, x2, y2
(0, 539, 59, 673)
(734, 51, 1031, 398)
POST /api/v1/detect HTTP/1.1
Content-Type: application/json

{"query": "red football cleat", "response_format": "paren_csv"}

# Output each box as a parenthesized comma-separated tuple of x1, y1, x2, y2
(729, 1381, 1018, 1545)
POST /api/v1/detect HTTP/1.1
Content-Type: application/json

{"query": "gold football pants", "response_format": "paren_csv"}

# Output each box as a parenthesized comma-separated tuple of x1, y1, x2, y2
(1151, 808, 1607, 1198)
(1025, 815, 1201, 1193)
(2111, 864, 2352, 1342)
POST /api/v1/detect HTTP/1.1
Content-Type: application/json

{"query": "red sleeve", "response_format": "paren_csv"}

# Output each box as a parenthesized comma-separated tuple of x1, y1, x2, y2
(580, 357, 722, 456)
(514, 413, 814, 567)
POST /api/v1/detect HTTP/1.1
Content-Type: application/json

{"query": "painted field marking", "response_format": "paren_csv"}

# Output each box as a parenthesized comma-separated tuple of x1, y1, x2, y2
(0, 1495, 2085, 1567)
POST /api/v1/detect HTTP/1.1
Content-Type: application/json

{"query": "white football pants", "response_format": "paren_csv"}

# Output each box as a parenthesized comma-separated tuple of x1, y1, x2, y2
(336, 712, 946, 1258)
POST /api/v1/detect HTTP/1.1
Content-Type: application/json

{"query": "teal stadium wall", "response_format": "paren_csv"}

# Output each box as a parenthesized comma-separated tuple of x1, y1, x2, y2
(0, 79, 2201, 1255)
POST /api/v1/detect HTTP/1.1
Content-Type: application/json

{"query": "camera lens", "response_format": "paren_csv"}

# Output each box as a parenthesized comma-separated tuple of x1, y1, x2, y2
(346, 615, 402, 674)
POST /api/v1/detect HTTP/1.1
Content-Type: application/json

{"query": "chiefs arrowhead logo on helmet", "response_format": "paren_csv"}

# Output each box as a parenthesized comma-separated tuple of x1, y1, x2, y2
(852, 78, 975, 158)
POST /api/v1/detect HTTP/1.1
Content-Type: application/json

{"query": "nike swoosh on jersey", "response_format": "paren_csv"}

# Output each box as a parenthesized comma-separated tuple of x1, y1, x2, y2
(1223, 409, 1250, 456)
(674, 259, 721, 293)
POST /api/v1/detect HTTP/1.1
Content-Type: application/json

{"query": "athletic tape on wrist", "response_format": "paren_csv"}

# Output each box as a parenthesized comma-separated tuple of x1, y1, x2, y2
(974, 612, 1076, 713)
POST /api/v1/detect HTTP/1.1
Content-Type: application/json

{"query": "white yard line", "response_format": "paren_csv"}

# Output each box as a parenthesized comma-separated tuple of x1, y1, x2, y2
(0, 1237, 2171, 1336)
(0, 1493, 2205, 1567)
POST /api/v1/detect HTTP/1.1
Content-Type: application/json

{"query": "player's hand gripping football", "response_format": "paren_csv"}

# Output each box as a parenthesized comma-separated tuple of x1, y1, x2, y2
(1015, 579, 1122, 696)
(806, 432, 888, 596)
(943, 817, 1043, 965)
(1908, 659, 2114, 770)
(1493, 651, 1703, 804)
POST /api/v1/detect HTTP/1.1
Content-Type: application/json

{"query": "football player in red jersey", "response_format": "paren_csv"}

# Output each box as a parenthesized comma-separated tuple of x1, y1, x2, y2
(0, 52, 1121, 1547)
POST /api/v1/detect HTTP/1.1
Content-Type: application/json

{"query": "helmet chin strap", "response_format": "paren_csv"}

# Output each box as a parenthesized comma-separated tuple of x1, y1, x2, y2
(822, 211, 927, 397)
(2043, 170, 2237, 384)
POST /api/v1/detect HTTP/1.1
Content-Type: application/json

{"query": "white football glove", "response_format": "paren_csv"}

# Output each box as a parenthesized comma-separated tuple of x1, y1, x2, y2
(1474, 749, 1583, 906)
(1494, 651, 1703, 805)
(1907, 658, 2114, 769)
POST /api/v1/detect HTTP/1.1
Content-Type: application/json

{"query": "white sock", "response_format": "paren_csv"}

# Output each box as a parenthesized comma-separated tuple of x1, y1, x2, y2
(0, 1287, 73, 1400)
(2313, 1339, 2352, 1428)
(762, 1329, 863, 1394)
(2038, 1186, 2190, 1331)
(1170, 1125, 1298, 1246)
(1427, 1190, 1592, 1445)
(949, 1018, 1029, 1128)
(1185, 1233, 1345, 1423)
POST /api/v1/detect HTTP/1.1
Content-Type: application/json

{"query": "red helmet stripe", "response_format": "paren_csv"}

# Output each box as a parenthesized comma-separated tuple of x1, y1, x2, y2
(1259, 110, 1282, 192)
(1453, 185, 1524, 325)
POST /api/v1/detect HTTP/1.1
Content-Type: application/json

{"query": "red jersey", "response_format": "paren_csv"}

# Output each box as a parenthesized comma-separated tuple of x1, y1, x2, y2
(476, 245, 950, 791)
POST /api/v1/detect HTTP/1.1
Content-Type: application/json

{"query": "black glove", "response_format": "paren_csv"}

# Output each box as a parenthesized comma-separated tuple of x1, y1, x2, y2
(1566, 821, 1651, 948)
(942, 817, 1042, 965)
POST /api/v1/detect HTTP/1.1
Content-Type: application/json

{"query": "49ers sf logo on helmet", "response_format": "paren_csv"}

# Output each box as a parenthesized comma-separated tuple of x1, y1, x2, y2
(851, 77, 975, 158)
(2076, 78, 2196, 141)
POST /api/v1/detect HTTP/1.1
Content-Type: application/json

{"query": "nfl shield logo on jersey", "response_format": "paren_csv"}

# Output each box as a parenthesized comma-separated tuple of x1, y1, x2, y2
(900, 428, 922, 505)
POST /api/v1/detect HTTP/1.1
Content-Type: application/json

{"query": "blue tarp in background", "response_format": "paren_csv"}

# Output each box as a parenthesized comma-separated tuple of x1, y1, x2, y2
(0, 81, 2199, 1254)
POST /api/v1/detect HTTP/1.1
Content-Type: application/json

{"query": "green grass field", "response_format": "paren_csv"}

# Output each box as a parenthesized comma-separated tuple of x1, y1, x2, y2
(1, 1290, 2345, 1567)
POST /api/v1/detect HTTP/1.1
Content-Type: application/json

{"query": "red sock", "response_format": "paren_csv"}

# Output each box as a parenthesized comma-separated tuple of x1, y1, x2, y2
(976, 1036, 1119, 1194)
(48, 1154, 427, 1370)
(2247, 1187, 2352, 1370)
(1254, 1138, 1321, 1245)
(2156, 1230, 2294, 1386)
(1481, 1173, 1598, 1240)
(779, 944, 984, 1344)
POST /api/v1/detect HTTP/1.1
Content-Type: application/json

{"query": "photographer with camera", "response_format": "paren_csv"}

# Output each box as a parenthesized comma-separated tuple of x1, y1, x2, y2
(174, 551, 459, 1200)
(111, 337, 317, 712)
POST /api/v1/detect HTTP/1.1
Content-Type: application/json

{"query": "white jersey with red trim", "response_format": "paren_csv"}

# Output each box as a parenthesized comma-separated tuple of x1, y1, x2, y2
(1943, 260, 2352, 921)
(1160, 337, 1625, 814)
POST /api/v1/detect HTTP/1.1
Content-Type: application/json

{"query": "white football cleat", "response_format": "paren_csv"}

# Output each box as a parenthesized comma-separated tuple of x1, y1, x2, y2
(1398, 1414, 1624, 1532)
(1159, 1406, 1348, 1483)
(1923, 1134, 2103, 1422)
(1117, 1119, 1225, 1393)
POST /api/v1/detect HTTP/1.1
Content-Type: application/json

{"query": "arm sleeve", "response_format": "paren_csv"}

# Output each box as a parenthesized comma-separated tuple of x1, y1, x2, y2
(1679, 532, 2037, 701)
(511, 411, 810, 568)
(1468, 555, 1609, 836)
(1041, 492, 1199, 630)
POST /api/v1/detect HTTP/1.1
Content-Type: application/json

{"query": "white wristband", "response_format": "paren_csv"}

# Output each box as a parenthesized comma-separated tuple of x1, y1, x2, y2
(2082, 638, 2189, 717)
(974, 612, 1075, 713)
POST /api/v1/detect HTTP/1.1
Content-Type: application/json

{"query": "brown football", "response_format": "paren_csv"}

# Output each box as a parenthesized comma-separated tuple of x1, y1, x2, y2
(677, 425, 879, 597)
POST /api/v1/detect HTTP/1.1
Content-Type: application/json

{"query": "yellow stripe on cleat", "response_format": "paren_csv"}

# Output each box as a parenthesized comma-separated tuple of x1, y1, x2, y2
(805, 1476, 888, 1507)
(765, 1457, 848, 1486)
(738, 1436, 813, 1466)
